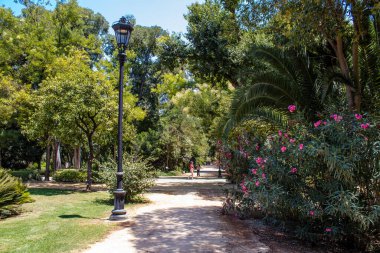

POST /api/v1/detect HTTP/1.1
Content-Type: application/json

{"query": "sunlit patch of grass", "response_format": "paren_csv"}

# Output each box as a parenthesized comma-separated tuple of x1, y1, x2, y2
(0, 188, 135, 253)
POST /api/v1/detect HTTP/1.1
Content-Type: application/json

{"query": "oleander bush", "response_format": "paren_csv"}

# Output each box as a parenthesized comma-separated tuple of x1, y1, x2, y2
(53, 169, 86, 183)
(223, 110, 380, 251)
(99, 155, 156, 202)
(0, 168, 33, 219)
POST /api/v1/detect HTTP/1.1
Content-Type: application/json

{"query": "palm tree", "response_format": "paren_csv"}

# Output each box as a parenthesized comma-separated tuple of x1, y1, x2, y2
(221, 47, 324, 135)
(359, 19, 380, 113)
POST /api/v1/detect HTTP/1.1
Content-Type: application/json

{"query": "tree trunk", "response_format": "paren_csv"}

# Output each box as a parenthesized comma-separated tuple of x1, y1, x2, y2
(330, 36, 355, 111)
(352, 38, 361, 111)
(45, 144, 51, 181)
(0, 148, 2, 168)
(86, 135, 94, 191)
(73, 146, 81, 169)
(55, 142, 62, 170)
(52, 142, 57, 172)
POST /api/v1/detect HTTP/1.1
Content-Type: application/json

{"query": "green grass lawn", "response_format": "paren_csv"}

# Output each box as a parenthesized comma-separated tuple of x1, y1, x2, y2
(0, 188, 122, 253)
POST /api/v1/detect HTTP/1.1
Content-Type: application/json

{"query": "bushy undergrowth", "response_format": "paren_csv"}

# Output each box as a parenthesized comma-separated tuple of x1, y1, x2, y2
(53, 169, 86, 183)
(11, 169, 41, 181)
(0, 168, 33, 219)
(99, 155, 156, 202)
(156, 168, 183, 177)
(222, 111, 380, 251)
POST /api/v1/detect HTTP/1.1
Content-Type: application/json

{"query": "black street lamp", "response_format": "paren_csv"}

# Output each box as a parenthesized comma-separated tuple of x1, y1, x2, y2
(218, 152, 222, 178)
(110, 16, 134, 220)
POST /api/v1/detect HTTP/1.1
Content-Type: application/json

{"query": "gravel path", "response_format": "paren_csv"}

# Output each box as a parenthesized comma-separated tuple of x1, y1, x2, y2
(82, 166, 270, 253)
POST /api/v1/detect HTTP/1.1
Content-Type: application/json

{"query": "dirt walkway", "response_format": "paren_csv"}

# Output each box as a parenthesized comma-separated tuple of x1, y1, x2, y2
(82, 166, 326, 253)
(82, 166, 270, 253)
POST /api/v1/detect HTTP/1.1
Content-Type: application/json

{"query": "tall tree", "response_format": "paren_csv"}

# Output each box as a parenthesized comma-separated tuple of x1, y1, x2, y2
(127, 25, 167, 132)
(237, 0, 380, 111)
(185, 0, 241, 87)
(36, 50, 143, 190)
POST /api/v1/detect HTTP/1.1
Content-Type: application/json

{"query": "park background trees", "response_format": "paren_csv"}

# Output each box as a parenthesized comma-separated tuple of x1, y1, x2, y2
(0, 0, 379, 250)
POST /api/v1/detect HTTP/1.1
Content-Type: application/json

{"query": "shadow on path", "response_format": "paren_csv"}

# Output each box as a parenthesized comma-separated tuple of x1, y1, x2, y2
(130, 206, 225, 253)
(83, 165, 270, 253)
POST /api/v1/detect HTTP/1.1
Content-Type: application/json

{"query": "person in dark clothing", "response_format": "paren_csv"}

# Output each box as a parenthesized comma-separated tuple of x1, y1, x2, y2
(196, 164, 201, 177)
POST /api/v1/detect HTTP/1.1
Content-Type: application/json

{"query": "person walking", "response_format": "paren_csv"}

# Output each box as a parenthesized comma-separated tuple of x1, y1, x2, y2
(196, 164, 201, 177)
(189, 161, 194, 179)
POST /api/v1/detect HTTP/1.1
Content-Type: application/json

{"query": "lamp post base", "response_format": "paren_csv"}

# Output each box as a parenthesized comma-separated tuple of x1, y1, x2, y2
(110, 189, 127, 221)
(109, 213, 127, 221)
(218, 168, 222, 178)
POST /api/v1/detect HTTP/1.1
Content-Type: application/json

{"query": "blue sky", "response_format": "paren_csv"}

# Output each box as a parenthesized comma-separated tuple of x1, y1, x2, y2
(0, 0, 203, 33)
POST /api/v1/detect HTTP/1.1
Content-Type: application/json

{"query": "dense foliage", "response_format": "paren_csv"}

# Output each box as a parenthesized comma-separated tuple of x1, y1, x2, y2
(1, 0, 380, 250)
(99, 155, 156, 202)
(221, 109, 380, 250)
(11, 169, 41, 182)
(53, 169, 86, 183)
(0, 168, 32, 218)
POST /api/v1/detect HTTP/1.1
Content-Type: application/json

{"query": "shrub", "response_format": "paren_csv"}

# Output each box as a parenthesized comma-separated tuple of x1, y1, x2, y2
(99, 155, 156, 202)
(224, 111, 380, 251)
(11, 169, 41, 182)
(156, 167, 183, 177)
(53, 169, 86, 183)
(0, 168, 33, 219)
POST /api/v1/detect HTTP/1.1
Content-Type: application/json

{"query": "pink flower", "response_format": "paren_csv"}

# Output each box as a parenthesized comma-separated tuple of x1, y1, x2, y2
(281, 146, 287, 152)
(361, 123, 370, 129)
(255, 181, 260, 187)
(255, 157, 265, 165)
(335, 115, 343, 122)
(291, 167, 297, 173)
(355, 114, 363, 120)
(284, 133, 289, 138)
(314, 120, 322, 128)
(299, 144, 304, 150)
(323, 121, 327, 125)
(330, 114, 343, 122)
(251, 168, 257, 175)
(325, 228, 332, 232)
(262, 173, 266, 179)
(240, 181, 248, 194)
(309, 210, 315, 216)
(288, 104, 296, 113)
(278, 130, 282, 137)
(290, 138, 296, 143)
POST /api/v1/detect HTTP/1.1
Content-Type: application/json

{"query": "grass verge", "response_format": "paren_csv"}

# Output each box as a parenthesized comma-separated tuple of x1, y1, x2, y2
(0, 188, 127, 253)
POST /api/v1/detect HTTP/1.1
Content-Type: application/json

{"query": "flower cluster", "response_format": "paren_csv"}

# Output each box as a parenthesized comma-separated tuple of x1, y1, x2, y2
(330, 114, 343, 122)
(230, 106, 379, 248)
(288, 104, 296, 113)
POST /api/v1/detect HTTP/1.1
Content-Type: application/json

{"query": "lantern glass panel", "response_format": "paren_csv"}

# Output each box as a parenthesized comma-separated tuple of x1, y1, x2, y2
(112, 17, 133, 48)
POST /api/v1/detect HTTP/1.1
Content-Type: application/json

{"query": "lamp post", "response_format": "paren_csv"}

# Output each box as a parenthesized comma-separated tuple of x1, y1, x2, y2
(216, 140, 223, 178)
(218, 152, 222, 178)
(110, 16, 134, 220)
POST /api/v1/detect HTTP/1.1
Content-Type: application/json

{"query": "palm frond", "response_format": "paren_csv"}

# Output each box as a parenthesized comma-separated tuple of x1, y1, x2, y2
(221, 106, 288, 137)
